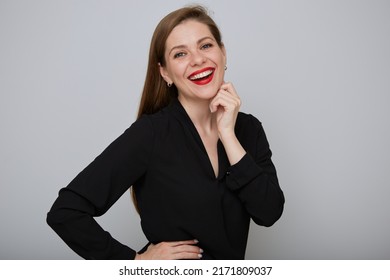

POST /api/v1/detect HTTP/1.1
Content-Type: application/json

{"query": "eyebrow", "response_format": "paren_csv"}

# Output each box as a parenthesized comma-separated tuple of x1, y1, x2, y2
(168, 36, 215, 55)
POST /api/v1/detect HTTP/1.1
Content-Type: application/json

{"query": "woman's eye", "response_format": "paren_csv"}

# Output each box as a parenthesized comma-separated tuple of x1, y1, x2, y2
(174, 52, 186, 59)
(201, 43, 213, 50)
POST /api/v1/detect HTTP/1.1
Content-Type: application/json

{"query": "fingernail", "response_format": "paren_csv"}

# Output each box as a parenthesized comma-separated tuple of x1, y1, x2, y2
(194, 239, 199, 243)
(200, 248, 204, 253)
(198, 254, 202, 259)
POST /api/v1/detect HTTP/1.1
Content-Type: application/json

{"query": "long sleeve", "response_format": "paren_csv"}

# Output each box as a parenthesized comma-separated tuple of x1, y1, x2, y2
(225, 116, 285, 227)
(46, 116, 154, 259)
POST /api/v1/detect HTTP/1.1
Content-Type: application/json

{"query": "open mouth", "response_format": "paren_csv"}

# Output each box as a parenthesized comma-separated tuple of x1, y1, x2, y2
(188, 67, 215, 85)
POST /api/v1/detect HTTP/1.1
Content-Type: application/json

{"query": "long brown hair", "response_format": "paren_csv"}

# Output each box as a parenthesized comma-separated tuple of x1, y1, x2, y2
(137, 5, 223, 118)
(132, 5, 224, 211)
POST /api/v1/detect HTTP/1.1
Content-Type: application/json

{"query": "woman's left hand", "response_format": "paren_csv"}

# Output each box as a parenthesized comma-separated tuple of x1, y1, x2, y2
(209, 82, 241, 140)
(210, 82, 246, 165)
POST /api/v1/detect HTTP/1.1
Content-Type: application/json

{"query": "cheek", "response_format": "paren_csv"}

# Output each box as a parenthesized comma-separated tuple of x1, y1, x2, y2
(170, 64, 187, 80)
(212, 52, 226, 69)
(220, 55, 226, 66)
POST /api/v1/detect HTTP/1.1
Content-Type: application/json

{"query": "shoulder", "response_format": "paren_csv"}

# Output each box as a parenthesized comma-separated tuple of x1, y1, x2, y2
(135, 106, 172, 130)
(131, 104, 179, 140)
(236, 112, 271, 154)
(236, 112, 263, 133)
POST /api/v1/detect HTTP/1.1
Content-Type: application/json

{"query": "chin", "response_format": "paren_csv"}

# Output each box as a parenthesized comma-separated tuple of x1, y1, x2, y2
(192, 85, 220, 100)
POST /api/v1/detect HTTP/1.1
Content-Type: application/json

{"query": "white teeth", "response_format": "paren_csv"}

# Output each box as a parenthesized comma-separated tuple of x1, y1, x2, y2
(189, 69, 213, 80)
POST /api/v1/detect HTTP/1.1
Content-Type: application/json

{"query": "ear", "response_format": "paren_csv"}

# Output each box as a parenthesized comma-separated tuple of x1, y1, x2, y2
(158, 63, 172, 85)
(221, 44, 227, 67)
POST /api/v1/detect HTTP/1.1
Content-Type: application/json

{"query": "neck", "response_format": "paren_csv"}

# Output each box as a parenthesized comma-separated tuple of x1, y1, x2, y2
(178, 95, 216, 133)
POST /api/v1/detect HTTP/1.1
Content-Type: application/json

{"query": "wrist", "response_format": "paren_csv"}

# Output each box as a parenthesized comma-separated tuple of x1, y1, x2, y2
(219, 132, 246, 165)
(218, 130, 236, 143)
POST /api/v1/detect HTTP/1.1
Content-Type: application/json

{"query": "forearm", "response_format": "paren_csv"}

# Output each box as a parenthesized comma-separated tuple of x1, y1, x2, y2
(219, 131, 246, 165)
(225, 153, 285, 227)
(47, 190, 136, 259)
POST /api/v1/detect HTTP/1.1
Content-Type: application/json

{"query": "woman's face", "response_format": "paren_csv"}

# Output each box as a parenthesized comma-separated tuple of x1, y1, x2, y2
(160, 20, 226, 102)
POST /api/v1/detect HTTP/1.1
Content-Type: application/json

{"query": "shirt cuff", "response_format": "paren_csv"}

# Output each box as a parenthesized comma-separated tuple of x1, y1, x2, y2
(225, 153, 262, 191)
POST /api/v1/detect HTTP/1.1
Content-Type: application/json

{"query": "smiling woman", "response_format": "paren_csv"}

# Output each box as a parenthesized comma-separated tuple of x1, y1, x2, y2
(46, 5, 285, 260)
(160, 20, 226, 108)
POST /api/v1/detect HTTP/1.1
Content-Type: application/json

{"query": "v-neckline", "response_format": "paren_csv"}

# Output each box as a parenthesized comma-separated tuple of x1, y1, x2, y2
(168, 99, 228, 180)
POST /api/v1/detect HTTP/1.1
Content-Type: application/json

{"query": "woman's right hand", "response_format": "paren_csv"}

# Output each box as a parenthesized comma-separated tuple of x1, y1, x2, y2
(135, 239, 203, 260)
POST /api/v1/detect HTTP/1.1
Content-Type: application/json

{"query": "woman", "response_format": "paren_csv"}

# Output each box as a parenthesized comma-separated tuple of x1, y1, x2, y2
(47, 5, 284, 260)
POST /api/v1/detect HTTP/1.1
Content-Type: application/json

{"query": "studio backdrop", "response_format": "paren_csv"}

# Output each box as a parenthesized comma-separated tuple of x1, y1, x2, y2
(1, 0, 389, 259)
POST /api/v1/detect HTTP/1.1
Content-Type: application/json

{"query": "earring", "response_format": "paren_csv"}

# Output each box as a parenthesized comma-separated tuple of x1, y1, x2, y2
(225, 65, 228, 71)
(167, 82, 172, 87)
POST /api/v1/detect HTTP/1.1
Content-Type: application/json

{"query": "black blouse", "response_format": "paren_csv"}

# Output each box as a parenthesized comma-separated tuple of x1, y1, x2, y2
(47, 98, 285, 259)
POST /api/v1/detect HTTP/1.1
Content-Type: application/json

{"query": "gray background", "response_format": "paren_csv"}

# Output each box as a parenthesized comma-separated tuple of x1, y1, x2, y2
(1, 0, 389, 259)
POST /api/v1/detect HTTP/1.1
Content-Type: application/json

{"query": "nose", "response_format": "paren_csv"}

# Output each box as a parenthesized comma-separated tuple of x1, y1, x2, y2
(190, 50, 206, 67)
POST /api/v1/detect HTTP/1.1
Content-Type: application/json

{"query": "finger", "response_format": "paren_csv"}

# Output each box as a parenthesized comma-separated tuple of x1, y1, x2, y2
(141, 241, 202, 260)
(172, 245, 203, 260)
(220, 82, 239, 98)
(171, 244, 202, 254)
(210, 92, 239, 113)
(217, 87, 240, 103)
(210, 90, 233, 112)
(169, 239, 199, 247)
(220, 89, 241, 109)
(173, 251, 203, 260)
(159, 242, 202, 259)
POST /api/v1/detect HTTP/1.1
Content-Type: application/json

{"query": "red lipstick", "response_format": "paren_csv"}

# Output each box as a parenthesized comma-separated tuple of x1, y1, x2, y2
(188, 67, 215, 85)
